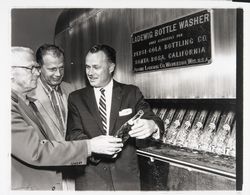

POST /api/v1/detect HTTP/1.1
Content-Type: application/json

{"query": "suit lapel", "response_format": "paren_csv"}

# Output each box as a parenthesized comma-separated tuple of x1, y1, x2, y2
(33, 100, 64, 140)
(60, 85, 68, 127)
(28, 99, 56, 141)
(33, 80, 61, 130)
(60, 82, 74, 124)
(109, 81, 122, 135)
(12, 92, 50, 141)
(83, 87, 106, 135)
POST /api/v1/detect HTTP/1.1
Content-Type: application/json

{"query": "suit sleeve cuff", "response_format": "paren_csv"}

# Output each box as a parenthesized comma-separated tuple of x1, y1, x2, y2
(152, 125, 160, 140)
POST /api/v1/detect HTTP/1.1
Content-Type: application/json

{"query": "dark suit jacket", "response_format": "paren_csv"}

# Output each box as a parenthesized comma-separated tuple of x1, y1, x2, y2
(66, 80, 164, 190)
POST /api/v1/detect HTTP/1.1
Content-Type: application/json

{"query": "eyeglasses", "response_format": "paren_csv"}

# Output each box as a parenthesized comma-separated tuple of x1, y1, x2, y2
(12, 65, 41, 73)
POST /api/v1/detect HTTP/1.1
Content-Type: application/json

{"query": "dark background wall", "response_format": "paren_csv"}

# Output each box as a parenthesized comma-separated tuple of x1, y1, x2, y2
(11, 9, 63, 52)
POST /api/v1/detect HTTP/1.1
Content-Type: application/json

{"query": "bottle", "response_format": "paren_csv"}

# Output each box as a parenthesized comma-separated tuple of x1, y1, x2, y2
(185, 110, 208, 150)
(174, 109, 197, 147)
(162, 108, 176, 143)
(198, 110, 221, 152)
(211, 111, 235, 155)
(157, 108, 168, 120)
(114, 110, 144, 143)
(225, 121, 236, 157)
(164, 109, 186, 145)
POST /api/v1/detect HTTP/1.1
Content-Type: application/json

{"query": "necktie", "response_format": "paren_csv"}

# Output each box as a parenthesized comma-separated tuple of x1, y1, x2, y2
(51, 89, 66, 135)
(28, 100, 52, 143)
(99, 88, 107, 132)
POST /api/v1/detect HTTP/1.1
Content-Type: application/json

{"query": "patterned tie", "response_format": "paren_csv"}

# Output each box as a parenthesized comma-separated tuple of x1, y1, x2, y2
(99, 88, 107, 132)
(51, 88, 66, 135)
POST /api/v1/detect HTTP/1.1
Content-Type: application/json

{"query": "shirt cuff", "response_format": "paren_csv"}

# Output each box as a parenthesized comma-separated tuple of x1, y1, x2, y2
(152, 125, 160, 140)
(86, 140, 92, 156)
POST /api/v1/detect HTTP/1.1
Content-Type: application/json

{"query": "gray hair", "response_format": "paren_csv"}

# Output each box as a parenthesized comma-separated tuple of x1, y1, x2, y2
(11, 47, 35, 67)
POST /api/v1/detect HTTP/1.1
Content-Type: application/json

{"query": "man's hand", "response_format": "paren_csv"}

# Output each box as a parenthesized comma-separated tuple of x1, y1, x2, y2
(129, 119, 158, 139)
(90, 135, 123, 155)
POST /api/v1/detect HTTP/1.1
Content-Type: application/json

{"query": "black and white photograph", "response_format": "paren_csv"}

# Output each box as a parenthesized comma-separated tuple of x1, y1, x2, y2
(1, 0, 250, 194)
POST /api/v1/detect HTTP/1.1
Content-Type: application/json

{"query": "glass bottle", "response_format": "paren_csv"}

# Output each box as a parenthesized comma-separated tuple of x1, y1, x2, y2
(198, 110, 221, 152)
(211, 111, 235, 155)
(225, 121, 236, 157)
(157, 108, 168, 120)
(164, 109, 186, 145)
(115, 110, 144, 143)
(174, 109, 197, 147)
(162, 108, 176, 143)
(185, 110, 208, 150)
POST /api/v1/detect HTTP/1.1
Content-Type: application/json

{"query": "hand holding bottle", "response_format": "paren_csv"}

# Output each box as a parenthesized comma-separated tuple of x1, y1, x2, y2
(90, 135, 123, 155)
(129, 119, 158, 139)
(115, 110, 144, 142)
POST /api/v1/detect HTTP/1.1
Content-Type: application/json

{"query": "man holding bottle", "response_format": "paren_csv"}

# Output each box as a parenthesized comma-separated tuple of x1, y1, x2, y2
(66, 44, 164, 190)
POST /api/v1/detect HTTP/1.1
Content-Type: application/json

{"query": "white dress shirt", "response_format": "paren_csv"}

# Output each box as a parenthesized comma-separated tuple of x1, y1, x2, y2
(94, 79, 113, 135)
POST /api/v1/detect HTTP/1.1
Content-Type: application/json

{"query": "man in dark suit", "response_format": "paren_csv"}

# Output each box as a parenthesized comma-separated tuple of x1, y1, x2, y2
(66, 44, 164, 190)
(11, 46, 123, 190)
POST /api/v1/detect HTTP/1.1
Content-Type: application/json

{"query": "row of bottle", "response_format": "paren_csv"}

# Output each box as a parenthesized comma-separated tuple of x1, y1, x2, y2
(152, 107, 236, 157)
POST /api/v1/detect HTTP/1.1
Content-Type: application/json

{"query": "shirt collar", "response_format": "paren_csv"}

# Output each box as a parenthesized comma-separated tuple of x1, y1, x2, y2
(94, 79, 113, 93)
(11, 89, 30, 105)
(40, 76, 60, 93)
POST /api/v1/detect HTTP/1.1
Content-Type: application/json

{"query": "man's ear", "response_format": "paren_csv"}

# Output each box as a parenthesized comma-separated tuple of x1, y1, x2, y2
(109, 63, 115, 73)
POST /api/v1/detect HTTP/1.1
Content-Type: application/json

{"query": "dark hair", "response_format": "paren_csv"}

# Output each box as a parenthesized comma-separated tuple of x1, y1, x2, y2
(36, 44, 64, 65)
(88, 44, 116, 64)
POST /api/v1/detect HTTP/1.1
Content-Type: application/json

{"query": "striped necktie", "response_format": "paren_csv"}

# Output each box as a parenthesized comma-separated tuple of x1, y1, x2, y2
(50, 88, 66, 135)
(99, 88, 107, 132)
